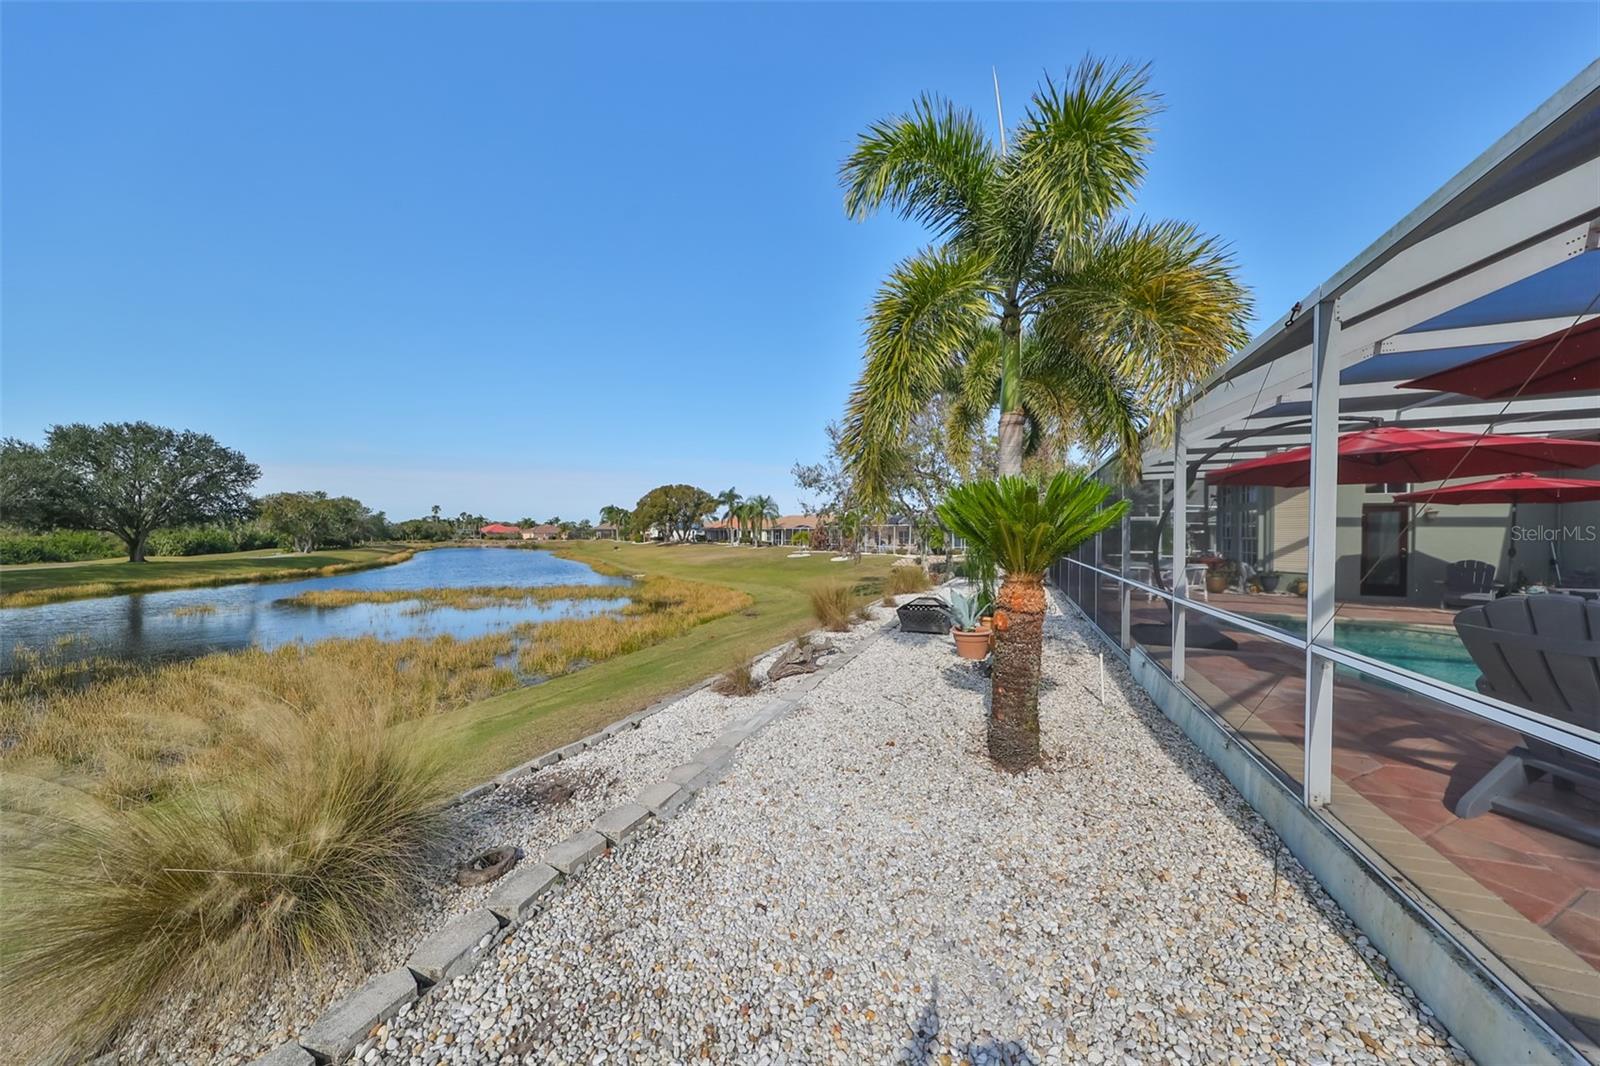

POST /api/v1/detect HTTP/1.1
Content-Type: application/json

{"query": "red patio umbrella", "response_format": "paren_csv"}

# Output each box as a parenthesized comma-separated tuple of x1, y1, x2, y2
(1390, 473, 1600, 506)
(1207, 426, 1600, 487)
(1391, 473, 1600, 565)
(1399, 316, 1600, 398)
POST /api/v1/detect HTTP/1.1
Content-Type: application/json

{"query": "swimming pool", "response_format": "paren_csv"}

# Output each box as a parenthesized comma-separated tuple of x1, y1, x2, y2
(1253, 614, 1482, 691)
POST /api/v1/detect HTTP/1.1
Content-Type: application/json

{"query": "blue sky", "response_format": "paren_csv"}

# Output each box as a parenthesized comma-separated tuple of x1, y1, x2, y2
(3, 3, 1595, 520)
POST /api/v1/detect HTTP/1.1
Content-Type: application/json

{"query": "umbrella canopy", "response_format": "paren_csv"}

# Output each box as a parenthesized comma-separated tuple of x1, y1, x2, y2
(1390, 473, 1600, 506)
(1207, 426, 1600, 487)
(1399, 315, 1600, 398)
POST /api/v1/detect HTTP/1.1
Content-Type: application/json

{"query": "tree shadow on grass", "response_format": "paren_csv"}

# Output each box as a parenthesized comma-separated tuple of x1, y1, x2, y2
(898, 984, 1038, 1066)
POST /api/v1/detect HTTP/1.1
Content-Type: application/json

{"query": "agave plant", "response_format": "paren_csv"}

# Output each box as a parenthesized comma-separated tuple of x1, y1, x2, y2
(938, 472, 1127, 769)
(948, 589, 983, 632)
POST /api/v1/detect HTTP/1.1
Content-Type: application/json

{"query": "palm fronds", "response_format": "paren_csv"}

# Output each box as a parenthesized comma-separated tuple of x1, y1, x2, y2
(938, 472, 1128, 577)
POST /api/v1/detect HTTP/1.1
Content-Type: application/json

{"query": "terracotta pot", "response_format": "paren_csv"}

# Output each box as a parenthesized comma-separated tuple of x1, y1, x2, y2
(953, 627, 991, 660)
(1206, 573, 1228, 594)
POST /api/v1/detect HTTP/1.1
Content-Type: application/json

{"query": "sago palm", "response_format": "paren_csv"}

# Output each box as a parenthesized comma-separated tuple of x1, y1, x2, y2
(839, 59, 1251, 499)
(939, 472, 1126, 769)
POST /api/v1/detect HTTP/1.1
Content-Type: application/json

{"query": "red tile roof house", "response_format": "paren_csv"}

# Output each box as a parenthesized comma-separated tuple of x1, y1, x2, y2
(478, 523, 523, 539)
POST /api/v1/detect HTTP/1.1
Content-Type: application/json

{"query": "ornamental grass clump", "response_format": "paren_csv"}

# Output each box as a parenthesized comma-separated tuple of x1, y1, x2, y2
(0, 700, 449, 1064)
(884, 564, 932, 598)
(712, 655, 761, 697)
(808, 580, 858, 632)
(938, 472, 1125, 770)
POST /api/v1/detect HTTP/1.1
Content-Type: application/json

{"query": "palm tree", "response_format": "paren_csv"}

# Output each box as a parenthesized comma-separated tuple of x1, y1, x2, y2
(749, 494, 779, 545)
(838, 60, 1251, 498)
(939, 472, 1126, 770)
(599, 505, 630, 538)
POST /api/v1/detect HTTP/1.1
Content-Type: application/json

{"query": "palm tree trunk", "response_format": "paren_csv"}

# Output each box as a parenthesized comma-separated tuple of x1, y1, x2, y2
(997, 305, 1024, 477)
(989, 572, 1045, 769)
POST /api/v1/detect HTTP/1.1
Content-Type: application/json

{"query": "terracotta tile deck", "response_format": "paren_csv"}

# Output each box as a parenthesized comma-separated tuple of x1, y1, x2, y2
(1109, 595, 1600, 1052)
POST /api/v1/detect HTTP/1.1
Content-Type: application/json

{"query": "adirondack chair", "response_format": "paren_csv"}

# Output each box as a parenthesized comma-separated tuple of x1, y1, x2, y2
(1452, 593, 1600, 848)
(1443, 559, 1497, 609)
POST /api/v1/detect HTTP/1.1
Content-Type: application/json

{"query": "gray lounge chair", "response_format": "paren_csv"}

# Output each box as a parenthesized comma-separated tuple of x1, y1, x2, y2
(1443, 559, 1497, 609)
(1453, 593, 1600, 848)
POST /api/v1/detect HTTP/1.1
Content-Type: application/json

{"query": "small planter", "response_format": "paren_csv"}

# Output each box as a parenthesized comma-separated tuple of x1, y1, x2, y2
(953, 627, 991, 660)
(1205, 573, 1228, 594)
(1258, 573, 1281, 593)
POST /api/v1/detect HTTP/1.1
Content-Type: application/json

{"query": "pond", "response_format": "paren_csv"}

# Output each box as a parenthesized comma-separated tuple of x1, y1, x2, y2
(0, 547, 629, 673)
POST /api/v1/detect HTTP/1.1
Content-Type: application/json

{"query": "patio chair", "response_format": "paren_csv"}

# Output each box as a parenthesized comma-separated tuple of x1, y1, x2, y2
(1452, 593, 1600, 848)
(1443, 560, 1497, 609)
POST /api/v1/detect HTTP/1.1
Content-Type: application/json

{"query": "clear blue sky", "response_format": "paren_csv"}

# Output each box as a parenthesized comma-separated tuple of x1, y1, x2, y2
(3, 3, 1595, 520)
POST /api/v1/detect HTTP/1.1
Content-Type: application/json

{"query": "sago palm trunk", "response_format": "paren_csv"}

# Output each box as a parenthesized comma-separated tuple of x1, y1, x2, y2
(989, 571, 1045, 769)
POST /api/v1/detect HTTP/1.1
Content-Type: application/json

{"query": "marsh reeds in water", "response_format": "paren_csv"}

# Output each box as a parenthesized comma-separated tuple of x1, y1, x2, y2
(276, 582, 632, 611)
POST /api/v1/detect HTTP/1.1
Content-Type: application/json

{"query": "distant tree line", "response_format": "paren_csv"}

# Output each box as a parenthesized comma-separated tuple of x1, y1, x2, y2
(0, 422, 390, 562)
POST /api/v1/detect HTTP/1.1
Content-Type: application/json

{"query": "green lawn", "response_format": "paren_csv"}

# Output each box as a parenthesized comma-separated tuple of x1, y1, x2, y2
(417, 542, 895, 790)
(0, 544, 417, 606)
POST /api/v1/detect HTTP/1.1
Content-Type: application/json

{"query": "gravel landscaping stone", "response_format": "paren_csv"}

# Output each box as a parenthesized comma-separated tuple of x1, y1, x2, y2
(381, 601, 1467, 1065)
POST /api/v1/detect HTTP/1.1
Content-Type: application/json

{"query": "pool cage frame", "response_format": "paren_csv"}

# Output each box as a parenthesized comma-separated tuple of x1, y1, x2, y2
(1052, 60, 1600, 1063)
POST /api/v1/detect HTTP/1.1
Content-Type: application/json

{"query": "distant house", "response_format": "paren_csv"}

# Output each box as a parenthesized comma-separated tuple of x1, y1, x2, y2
(479, 523, 522, 539)
(594, 523, 620, 540)
(522, 524, 561, 541)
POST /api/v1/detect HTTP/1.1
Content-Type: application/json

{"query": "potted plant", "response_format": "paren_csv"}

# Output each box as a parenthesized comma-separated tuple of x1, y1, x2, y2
(1206, 559, 1239, 594)
(1289, 577, 1308, 597)
(1257, 570, 1281, 593)
(948, 590, 991, 660)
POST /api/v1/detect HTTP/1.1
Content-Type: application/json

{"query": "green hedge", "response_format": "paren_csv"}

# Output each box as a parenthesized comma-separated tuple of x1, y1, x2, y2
(0, 529, 125, 564)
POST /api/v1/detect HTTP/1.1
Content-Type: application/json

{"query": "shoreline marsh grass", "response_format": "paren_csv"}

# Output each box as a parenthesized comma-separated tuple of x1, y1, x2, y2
(276, 582, 631, 612)
(0, 547, 419, 609)
(1, 576, 745, 807)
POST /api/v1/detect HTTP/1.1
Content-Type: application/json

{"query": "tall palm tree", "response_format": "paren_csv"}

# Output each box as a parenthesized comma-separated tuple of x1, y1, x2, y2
(940, 472, 1126, 769)
(749, 494, 779, 545)
(839, 60, 1251, 498)
(715, 487, 742, 543)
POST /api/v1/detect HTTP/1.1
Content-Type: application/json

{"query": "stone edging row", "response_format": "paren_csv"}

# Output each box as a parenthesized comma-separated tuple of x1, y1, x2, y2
(248, 624, 892, 1065)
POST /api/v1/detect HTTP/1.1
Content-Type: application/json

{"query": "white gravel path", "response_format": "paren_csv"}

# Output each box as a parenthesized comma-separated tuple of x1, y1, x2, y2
(365, 600, 1469, 1066)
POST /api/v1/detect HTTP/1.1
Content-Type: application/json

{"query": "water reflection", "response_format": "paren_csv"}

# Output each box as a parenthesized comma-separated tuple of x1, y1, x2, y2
(0, 547, 628, 671)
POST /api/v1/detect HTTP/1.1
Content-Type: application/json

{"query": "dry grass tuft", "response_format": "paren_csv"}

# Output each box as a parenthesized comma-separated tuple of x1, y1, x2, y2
(885, 565, 932, 597)
(0, 699, 448, 1064)
(809, 581, 858, 632)
(711, 656, 761, 697)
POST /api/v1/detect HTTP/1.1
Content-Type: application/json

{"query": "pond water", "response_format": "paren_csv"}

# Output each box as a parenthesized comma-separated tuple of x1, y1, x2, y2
(0, 547, 629, 673)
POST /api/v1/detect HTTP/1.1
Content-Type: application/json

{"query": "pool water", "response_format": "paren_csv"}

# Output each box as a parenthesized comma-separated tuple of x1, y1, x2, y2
(1254, 614, 1482, 691)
